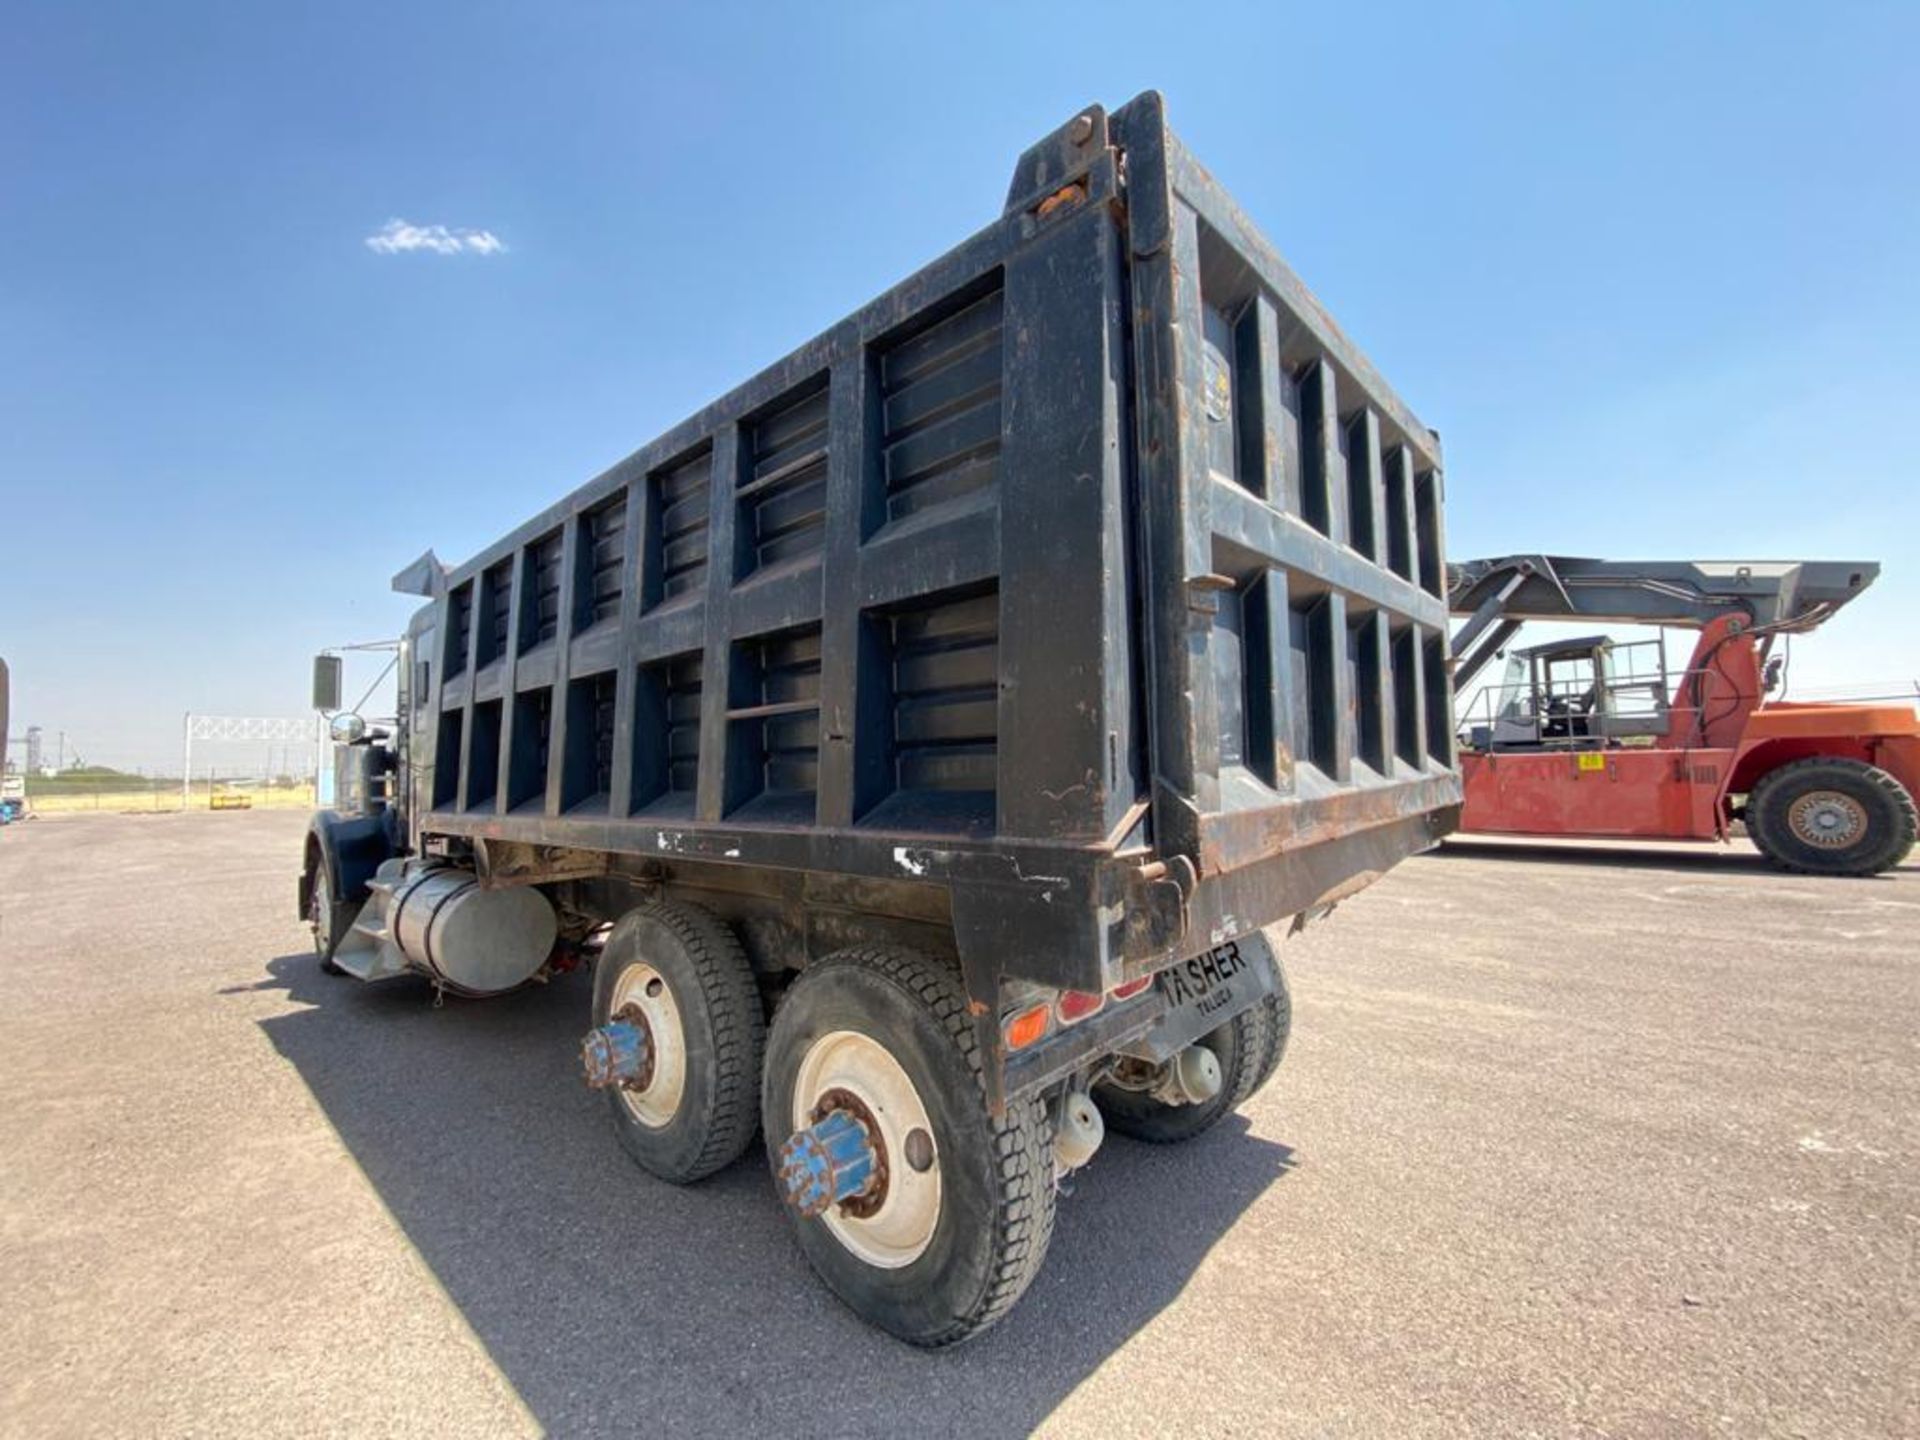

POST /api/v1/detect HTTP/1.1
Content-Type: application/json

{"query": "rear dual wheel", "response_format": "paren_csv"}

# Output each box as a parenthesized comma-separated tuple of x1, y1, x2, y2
(763, 947, 1055, 1347)
(592, 900, 765, 1184)
(1747, 758, 1917, 877)
(591, 921, 1054, 1344)
(1096, 964, 1292, 1144)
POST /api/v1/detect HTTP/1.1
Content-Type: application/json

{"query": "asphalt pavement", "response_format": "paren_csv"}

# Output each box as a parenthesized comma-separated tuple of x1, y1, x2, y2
(0, 811, 1913, 1437)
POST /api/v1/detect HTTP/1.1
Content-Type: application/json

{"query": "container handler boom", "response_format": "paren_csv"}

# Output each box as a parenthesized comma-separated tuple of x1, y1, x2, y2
(1449, 554, 1876, 690)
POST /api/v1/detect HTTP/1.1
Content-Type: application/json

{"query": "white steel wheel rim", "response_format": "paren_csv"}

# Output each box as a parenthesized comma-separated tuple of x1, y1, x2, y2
(1788, 789, 1866, 849)
(610, 962, 687, 1128)
(792, 1029, 942, 1270)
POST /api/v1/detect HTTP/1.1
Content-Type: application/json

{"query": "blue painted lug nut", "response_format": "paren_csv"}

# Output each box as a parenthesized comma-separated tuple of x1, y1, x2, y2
(777, 1108, 878, 1218)
(581, 1019, 650, 1090)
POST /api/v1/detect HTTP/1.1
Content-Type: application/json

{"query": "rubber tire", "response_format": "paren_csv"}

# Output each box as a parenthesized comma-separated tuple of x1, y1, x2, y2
(1097, 961, 1292, 1144)
(592, 900, 766, 1185)
(1746, 757, 1917, 877)
(306, 848, 347, 976)
(762, 947, 1056, 1348)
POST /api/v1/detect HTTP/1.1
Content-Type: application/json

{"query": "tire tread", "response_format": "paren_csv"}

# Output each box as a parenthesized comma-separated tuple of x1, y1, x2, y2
(306, 846, 347, 975)
(610, 900, 766, 1182)
(784, 946, 1056, 1347)
(1747, 757, 1917, 877)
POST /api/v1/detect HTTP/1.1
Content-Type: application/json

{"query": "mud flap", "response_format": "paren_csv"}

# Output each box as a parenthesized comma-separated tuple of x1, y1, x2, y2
(1116, 930, 1279, 1064)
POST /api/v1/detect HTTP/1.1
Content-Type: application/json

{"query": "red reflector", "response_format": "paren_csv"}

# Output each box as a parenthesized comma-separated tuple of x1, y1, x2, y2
(1003, 1004, 1050, 1051)
(1056, 989, 1104, 1025)
(1110, 975, 1153, 1001)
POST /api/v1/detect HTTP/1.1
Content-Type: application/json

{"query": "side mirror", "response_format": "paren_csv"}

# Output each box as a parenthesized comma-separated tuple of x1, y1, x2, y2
(312, 654, 343, 712)
(329, 713, 368, 744)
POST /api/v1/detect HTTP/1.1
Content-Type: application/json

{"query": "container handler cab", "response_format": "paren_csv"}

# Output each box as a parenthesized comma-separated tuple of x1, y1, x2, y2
(1450, 554, 1918, 875)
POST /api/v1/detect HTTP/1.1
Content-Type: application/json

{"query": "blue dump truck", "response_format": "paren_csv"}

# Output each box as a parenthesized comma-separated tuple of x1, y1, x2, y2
(302, 93, 1461, 1344)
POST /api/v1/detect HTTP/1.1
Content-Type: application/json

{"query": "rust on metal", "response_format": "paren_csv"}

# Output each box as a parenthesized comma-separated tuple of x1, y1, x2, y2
(475, 839, 610, 889)
(612, 1002, 656, 1092)
(1035, 181, 1087, 220)
(1197, 774, 1462, 878)
(813, 1086, 889, 1219)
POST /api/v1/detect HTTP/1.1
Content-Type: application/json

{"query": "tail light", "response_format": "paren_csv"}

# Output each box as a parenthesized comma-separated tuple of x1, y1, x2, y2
(1056, 989, 1104, 1025)
(1003, 1003, 1050, 1051)
(1004, 975, 1154, 1052)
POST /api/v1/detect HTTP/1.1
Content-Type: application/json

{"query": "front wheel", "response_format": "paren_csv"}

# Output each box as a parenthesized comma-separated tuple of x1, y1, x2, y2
(763, 947, 1055, 1347)
(1746, 757, 1917, 877)
(305, 850, 347, 975)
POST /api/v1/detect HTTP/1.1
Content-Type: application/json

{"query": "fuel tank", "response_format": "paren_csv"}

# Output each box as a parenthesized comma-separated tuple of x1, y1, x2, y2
(331, 858, 557, 996)
(388, 867, 557, 995)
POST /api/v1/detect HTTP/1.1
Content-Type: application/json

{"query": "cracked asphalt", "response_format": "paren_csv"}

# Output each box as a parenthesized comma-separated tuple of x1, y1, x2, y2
(0, 811, 1914, 1437)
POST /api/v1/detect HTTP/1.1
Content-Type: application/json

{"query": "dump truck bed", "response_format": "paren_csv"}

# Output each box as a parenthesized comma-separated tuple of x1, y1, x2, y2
(403, 93, 1460, 1012)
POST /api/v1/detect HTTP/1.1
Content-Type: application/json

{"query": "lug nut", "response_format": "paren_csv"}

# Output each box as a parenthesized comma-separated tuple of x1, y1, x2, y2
(581, 1017, 650, 1090)
(777, 1108, 878, 1218)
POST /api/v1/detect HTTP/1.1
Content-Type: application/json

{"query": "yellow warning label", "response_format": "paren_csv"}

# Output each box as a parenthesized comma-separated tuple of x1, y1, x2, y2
(1576, 752, 1607, 772)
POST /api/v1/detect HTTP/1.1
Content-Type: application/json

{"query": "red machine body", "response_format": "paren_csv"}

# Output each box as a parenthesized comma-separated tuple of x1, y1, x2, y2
(1461, 615, 1920, 843)
(1450, 556, 1918, 875)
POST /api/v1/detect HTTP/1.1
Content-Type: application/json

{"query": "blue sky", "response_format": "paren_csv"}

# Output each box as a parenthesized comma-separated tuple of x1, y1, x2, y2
(2, 2, 1914, 772)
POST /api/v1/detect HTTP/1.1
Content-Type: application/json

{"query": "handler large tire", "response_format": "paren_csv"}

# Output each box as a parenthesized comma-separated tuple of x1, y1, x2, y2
(1097, 966, 1292, 1145)
(762, 947, 1055, 1347)
(592, 900, 765, 1184)
(1746, 757, 1917, 877)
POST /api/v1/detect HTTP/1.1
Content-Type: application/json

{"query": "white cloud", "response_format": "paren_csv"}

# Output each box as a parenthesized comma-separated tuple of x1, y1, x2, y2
(365, 219, 506, 256)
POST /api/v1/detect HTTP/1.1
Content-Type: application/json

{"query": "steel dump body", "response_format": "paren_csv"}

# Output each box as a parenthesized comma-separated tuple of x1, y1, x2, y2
(401, 94, 1459, 1091)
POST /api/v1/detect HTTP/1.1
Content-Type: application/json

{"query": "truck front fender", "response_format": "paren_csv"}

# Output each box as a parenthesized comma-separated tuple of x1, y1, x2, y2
(298, 810, 397, 920)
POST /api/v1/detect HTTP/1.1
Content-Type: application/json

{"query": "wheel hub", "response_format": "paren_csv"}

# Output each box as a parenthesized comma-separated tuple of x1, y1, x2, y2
(776, 1092, 888, 1219)
(1787, 789, 1866, 849)
(598, 963, 687, 1128)
(580, 1004, 654, 1091)
(817, 1087, 891, 1217)
(788, 1029, 942, 1269)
